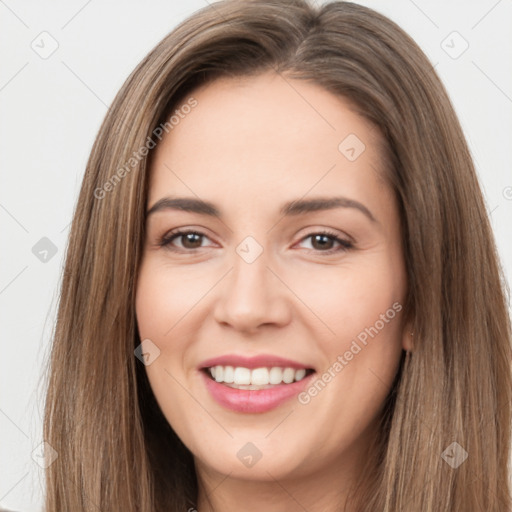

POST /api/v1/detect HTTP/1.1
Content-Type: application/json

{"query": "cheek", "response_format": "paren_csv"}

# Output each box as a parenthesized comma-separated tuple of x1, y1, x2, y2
(134, 262, 188, 390)
(134, 261, 197, 393)
(135, 262, 205, 443)
(294, 256, 405, 437)
(135, 260, 212, 339)
(287, 256, 404, 347)
(292, 252, 405, 391)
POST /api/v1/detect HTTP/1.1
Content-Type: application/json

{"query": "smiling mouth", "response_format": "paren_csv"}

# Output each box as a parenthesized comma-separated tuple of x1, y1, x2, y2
(202, 365, 315, 390)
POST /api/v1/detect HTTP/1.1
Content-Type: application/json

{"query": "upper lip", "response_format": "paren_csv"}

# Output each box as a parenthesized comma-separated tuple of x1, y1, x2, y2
(199, 354, 314, 371)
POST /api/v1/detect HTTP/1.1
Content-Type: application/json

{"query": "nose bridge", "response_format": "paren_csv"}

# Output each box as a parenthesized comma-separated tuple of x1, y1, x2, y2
(213, 235, 290, 331)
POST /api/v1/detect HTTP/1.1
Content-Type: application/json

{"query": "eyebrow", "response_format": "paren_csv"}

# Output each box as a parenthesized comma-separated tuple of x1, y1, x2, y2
(146, 196, 377, 223)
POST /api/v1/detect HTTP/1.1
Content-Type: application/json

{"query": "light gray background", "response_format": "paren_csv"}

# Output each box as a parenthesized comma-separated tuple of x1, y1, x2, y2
(1, 0, 511, 510)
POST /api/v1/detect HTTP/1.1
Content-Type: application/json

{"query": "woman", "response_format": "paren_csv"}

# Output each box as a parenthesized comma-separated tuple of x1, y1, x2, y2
(43, 0, 512, 510)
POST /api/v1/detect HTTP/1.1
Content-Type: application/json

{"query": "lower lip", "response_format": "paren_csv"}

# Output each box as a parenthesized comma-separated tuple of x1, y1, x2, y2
(201, 371, 314, 413)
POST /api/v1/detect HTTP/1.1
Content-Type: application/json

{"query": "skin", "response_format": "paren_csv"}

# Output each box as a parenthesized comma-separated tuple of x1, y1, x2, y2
(135, 71, 412, 512)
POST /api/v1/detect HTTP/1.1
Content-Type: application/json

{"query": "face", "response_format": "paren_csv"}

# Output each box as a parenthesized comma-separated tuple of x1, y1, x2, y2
(135, 72, 410, 491)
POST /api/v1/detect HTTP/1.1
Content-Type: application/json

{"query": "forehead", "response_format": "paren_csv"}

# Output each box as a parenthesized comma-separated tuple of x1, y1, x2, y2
(148, 72, 391, 218)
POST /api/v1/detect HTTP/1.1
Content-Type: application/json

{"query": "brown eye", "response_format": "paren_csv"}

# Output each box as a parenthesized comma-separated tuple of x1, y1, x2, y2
(179, 232, 203, 249)
(160, 230, 211, 250)
(311, 234, 336, 251)
(297, 231, 353, 254)
(181, 233, 202, 249)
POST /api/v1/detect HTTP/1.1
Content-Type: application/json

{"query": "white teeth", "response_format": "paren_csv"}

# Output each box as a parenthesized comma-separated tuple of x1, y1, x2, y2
(207, 365, 310, 386)
(269, 367, 283, 385)
(233, 366, 251, 385)
(294, 368, 306, 381)
(282, 368, 295, 384)
(223, 365, 234, 383)
(214, 365, 223, 383)
(251, 368, 269, 386)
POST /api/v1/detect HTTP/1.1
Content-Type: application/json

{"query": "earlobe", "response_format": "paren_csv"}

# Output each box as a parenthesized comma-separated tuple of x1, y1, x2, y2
(402, 326, 414, 352)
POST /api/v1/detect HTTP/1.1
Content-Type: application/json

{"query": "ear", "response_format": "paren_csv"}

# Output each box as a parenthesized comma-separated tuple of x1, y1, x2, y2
(401, 323, 414, 352)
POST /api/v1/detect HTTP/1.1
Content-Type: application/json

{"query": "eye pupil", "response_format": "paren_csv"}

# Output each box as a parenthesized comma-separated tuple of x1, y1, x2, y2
(312, 234, 334, 250)
(182, 233, 202, 248)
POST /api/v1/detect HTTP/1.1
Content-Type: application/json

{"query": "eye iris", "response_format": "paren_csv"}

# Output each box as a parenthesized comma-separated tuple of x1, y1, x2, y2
(312, 234, 334, 250)
(181, 233, 202, 249)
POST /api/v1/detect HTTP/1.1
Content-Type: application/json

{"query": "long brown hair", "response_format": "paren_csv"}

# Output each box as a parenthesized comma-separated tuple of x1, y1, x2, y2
(43, 0, 512, 510)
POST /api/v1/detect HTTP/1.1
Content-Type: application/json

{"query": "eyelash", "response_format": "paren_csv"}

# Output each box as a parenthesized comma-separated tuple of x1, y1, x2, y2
(158, 229, 354, 255)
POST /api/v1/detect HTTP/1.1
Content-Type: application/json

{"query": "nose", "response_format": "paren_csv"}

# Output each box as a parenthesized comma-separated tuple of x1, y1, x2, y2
(212, 246, 292, 334)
